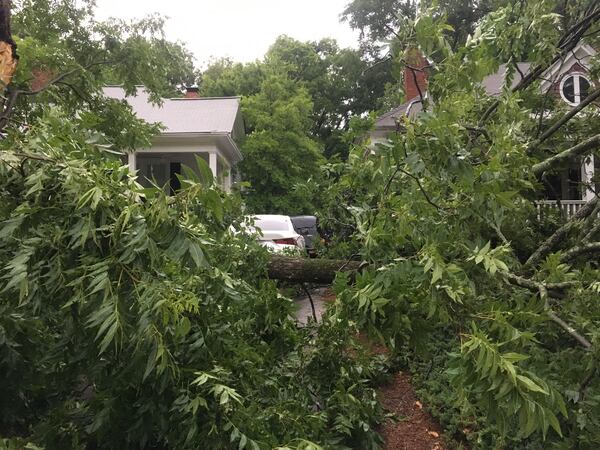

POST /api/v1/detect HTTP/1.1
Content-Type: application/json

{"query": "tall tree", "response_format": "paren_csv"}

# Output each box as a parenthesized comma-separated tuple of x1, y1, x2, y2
(200, 36, 395, 213)
(240, 71, 325, 213)
(341, 0, 504, 51)
(266, 36, 392, 158)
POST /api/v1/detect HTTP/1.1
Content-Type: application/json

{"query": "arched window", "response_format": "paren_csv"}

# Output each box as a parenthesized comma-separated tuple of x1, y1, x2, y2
(560, 73, 592, 106)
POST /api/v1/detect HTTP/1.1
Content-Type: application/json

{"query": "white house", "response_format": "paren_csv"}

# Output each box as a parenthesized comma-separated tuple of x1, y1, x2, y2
(372, 43, 598, 218)
(104, 86, 244, 193)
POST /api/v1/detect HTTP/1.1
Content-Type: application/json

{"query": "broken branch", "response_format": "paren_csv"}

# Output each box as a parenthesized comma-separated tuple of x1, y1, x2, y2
(526, 196, 599, 268)
(532, 134, 600, 176)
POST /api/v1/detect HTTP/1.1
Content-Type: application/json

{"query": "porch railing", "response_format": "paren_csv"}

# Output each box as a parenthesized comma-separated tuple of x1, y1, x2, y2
(535, 200, 587, 219)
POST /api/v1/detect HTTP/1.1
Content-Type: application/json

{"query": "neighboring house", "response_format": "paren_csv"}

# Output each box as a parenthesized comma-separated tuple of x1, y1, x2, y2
(372, 43, 598, 218)
(104, 86, 244, 193)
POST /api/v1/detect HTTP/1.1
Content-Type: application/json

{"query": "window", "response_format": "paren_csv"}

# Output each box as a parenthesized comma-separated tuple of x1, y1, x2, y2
(560, 73, 592, 106)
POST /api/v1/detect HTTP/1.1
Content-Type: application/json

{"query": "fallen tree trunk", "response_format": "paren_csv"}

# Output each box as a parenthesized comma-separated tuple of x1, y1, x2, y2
(267, 255, 363, 284)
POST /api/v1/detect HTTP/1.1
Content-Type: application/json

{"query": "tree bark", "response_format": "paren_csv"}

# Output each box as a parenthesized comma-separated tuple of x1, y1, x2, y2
(266, 255, 363, 284)
(0, 0, 17, 88)
(561, 241, 600, 262)
(525, 196, 599, 268)
(525, 197, 600, 268)
(532, 134, 600, 176)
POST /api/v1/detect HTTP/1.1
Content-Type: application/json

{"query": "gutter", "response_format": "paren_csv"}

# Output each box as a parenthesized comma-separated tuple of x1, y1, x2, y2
(154, 131, 243, 163)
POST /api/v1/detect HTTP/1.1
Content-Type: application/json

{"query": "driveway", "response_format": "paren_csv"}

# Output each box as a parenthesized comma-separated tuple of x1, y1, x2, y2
(294, 286, 330, 325)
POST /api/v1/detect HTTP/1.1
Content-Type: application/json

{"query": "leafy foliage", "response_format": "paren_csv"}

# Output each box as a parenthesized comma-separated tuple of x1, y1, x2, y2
(0, 107, 387, 449)
(0, 2, 390, 449)
(240, 71, 325, 214)
(315, 1, 600, 447)
(200, 35, 394, 214)
(341, 0, 505, 52)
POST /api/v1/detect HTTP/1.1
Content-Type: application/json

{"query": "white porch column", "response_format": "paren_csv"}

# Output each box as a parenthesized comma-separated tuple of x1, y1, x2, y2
(581, 154, 595, 201)
(208, 152, 218, 179)
(128, 151, 137, 173)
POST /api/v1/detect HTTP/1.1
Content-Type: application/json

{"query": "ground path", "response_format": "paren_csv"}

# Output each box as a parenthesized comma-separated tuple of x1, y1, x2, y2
(293, 287, 447, 450)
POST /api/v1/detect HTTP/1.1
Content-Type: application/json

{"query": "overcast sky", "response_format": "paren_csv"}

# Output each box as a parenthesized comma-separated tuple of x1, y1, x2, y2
(93, 0, 360, 67)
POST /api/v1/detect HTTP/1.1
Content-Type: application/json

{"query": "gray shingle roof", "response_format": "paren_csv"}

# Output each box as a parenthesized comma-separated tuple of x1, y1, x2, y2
(103, 86, 241, 135)
(375, 99, 423, 129)
(482, 63, 531, 95)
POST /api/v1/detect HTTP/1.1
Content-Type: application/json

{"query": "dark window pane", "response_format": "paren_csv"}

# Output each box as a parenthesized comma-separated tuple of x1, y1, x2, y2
(562, 76, 575, 103)
(579, 76, 591, 100)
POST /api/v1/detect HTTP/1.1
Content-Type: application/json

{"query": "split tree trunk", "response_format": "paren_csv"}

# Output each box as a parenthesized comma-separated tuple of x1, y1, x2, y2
(0, 0, 17, 88)
(266, 255, 363, 284)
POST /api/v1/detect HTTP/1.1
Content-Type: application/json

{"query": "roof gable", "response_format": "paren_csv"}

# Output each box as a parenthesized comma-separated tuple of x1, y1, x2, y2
(539, 43, 597, 92)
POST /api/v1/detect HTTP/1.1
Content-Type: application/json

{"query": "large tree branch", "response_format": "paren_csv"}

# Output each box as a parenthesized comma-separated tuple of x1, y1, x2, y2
(503, 272, 576, 297)
(532, 134, 600, 176)
(561, 242, 600, 262)
(529, 85, 600, 152)
(525, 196, 600, 268)
(0, 60, 115, 132)
(538, 285, 592, 350)
(267, 255, 363, 284)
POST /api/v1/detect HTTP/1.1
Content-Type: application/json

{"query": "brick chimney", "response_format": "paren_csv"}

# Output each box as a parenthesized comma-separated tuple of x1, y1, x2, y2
(403, 48, 429, 101)
(184, 86, 200, 99)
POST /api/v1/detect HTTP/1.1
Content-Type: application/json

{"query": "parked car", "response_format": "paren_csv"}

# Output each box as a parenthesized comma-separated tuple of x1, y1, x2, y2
(248, 215, 306, 253)
(290, 215, 319, 257)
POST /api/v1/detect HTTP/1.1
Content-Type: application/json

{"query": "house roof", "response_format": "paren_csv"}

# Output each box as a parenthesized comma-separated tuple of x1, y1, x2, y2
(374, 42, 599, 134)
(375, 99, 423, 129)
(375, 63, 532, 130)
(103, 86, 242, 136)
(540, 43, 597, 91)
(482, 63, 532, 95)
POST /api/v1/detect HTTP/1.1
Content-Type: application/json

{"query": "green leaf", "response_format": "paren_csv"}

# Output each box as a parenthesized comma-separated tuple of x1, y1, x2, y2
(195, 154, 214, 186)
(188, 242, 208, 268)
(517, 375, 548, 395)
(546, 410, 562, 437)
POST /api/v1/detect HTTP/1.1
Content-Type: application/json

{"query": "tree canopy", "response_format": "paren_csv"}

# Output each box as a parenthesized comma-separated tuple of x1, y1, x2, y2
(341, 0, 505, 51)
(200, 35, 394, 213)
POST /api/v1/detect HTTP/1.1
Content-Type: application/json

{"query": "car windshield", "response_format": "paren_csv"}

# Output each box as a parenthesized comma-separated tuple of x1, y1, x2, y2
(254, 219, 289, 231)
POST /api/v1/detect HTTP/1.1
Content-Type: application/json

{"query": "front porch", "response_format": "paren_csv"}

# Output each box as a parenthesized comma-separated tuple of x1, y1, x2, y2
(537, 154, 596, 219)
(127, 149, 232, 193)
(535, 199, 588, 219)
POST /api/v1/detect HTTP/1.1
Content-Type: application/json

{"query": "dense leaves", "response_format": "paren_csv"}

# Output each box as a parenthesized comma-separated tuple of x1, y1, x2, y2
(240, 72, 324, 214)
(315, 0, 600, 447)
(200, 36, 393, 213)
(4, 0, 600, 448)
(341, 0, 505, 51)
(0, 2, 389, 449)
(0, 108, 387, 449)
